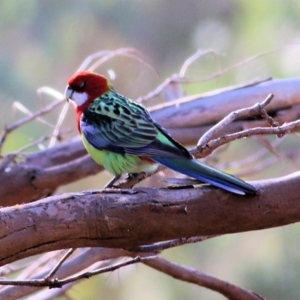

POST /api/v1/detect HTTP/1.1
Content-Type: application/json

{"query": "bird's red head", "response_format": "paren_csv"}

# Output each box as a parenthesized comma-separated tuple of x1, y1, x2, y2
(65, 70, 110, 111)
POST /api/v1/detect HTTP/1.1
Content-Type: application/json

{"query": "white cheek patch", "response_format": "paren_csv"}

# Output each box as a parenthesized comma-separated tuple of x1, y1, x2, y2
(71, 91, 88, 107)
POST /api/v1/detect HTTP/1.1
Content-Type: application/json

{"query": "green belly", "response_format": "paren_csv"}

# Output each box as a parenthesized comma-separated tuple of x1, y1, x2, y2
(81, 134, 158, 175)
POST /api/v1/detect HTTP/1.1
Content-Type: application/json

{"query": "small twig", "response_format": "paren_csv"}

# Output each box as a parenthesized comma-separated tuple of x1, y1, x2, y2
(46, 256, 143, 289)
(131, 235, 219, 253)
(197, 48, 280, 85)
(10, 136, 51, 154)
(197, 93, 274, 147)
(5, 129, 70, 155)
(0, 99, 64, 153)
(0, 248, 129, 299)
(87, 48, 157, 76)
(136, 74, 190, 103)
(138, 48, 281, 103)
(145, 257, 264, 300)
(26, 281, 74, 300)
(236, 155, 283, 177)
(48, 102, 69, 148)
(44, 248, 75, 281)
(258, 102, 284, 138)
(0, 256, 143, 288)
(198, 118, 300, 156)
(16, 251, 61, 281)
(253, 135, 282, 158)
(217, 136, 286, 170)
(260, 107, 279, 128)
(179, 49, 218, 77)
(78, 48, 149, 71)
(77, 50, 114, 70)
(236, 148, 300, 177)
(13, 102, 55, 128)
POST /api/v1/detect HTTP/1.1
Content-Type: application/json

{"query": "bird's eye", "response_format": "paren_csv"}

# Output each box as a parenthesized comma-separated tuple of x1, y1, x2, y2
(78, 81, 86, 90)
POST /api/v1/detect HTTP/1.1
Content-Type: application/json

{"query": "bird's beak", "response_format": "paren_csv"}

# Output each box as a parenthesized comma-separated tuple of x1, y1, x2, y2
(65, 86, 73, 102)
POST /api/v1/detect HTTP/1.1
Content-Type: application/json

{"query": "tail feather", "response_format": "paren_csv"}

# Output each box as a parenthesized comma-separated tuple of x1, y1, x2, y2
(153, 157, 256, 195)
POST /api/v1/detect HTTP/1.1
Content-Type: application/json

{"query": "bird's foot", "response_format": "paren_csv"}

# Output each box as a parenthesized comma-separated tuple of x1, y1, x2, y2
(104, 175, 121, 189)
(115, 172, 146, 189)
(104, 173, 147, 189)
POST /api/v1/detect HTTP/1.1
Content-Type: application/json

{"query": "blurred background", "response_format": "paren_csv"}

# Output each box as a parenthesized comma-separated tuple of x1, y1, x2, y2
(1, 0, 300, 299)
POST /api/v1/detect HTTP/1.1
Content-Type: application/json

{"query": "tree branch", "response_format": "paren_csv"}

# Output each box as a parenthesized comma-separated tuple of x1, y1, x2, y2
(1, 171, 300, 266)
(197, 93, 274, 147)
(0, 257, 142, 288)
(145, 257, 263, 300)
(150, 77, 300, 130)
(0, 248, 129, 300)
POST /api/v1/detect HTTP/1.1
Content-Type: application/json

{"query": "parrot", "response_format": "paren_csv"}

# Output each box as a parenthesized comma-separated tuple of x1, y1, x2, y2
(65, 70, 256, 195)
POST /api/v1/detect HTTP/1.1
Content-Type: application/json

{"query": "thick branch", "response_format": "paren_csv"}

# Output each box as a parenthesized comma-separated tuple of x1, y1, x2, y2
(0, 154, 103, 206)
(1, 172, 300, 266)
(150, 77, 300, 129)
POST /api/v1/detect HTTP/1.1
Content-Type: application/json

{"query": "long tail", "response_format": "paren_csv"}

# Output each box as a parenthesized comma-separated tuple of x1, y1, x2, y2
(153, 157, 256, 195)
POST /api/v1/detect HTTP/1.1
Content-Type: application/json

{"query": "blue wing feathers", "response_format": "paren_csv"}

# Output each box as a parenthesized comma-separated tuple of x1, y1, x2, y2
(153, 157, 256, 195)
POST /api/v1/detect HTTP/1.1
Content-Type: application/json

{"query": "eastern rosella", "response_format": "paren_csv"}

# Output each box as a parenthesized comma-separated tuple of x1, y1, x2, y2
(65, 71, 256, 195)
